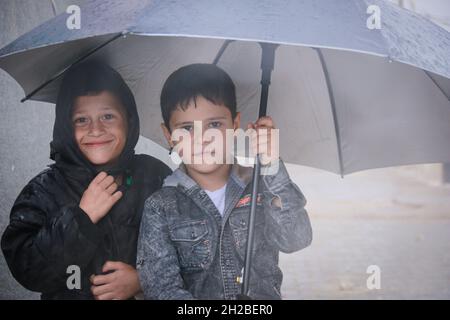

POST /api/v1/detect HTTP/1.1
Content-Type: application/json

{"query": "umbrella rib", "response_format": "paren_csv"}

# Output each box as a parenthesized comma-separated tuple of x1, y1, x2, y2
(212, 40, 234, 65)
(50, 0, 57, 16)
(423, 70, 450, 102)
(315, 48, 345, 178)
(21, 32, 125, 103)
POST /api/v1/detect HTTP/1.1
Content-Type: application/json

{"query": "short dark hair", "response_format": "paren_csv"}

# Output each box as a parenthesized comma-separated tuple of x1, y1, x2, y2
(160, 63, 237, 129)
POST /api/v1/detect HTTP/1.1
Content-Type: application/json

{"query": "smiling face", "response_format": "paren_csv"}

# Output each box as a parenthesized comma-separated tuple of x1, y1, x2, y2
(72, 91, 128, 167)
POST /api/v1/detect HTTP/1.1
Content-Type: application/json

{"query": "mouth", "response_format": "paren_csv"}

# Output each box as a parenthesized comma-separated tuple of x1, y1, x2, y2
(193, 151, 216, 157)
(83, 139, 114, 148)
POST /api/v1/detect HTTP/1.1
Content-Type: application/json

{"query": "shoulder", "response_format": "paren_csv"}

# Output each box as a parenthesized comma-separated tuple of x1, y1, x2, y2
(144, 185, 176, 206)
(12, 166, 65, 211)
(20, 167, 63, 195)
(133, 154, 172, 177)
(131, 155, 172, 193)
(143, 185, 181, 215)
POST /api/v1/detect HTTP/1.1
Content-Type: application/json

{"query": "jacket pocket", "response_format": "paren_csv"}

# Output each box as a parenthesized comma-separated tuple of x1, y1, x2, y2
(169, 219, 211, 272)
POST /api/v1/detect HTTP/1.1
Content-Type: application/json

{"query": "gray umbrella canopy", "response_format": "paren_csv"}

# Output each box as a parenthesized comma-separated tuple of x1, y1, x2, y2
(0, 0, 449, 175)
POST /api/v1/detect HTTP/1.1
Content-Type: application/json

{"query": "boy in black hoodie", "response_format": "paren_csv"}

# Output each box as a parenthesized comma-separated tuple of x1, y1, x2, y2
(1, 62, 171, 299)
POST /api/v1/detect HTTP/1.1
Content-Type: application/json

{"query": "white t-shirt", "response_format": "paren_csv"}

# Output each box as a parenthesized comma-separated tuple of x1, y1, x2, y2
(205, 183, 227, 216)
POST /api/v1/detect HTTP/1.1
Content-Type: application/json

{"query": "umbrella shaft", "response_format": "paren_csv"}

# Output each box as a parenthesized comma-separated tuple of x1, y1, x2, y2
(242, 154, 261, 296)
(241, 43, 279, 297)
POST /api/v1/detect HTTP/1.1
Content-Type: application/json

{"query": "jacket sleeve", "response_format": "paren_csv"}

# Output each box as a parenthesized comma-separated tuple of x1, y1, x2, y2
(136, 195, 194, 300)
(261, 159, 313, 253)
(1, 177, 102, 293)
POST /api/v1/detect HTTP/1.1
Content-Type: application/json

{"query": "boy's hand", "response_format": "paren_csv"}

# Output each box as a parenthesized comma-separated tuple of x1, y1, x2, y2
(90, 261, 141, 300)
(79, 172, 123, 224)
(247, 116, 279, 166)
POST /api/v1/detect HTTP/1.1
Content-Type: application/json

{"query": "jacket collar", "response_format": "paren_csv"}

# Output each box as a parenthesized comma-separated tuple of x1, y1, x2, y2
(162, 163, 253, 191)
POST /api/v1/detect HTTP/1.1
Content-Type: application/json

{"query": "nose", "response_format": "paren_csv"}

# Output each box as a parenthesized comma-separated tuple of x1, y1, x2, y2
(201, 132, 213, 148)
(87, 119, 106, 136)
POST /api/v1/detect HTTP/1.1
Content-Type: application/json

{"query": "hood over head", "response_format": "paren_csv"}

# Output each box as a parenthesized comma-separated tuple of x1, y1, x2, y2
(49, 61, 140, 189)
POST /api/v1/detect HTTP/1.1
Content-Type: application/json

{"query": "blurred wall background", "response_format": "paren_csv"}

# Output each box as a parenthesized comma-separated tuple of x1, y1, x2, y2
(0, 0, 449, 299)
(0, 0, 85, 299)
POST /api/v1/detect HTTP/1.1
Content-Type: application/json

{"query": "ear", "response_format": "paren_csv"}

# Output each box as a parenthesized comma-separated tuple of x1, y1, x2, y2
(233, 112, 241, 130)
(160, 123, 173, 147)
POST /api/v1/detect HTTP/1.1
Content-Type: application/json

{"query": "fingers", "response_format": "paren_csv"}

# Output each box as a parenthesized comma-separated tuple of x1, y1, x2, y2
(247, 116, 274, 129)
(247, 118, 276, 162)
(91, 283, 113, 297)
(90, 273, 114, 286)
(109, 190, 123, 205)
(251, 131, 269, 144)
(99, 175, 115, 190)
(255, 116, 275, 128)
(106, 182, 118, 195)
(96, 292, 117, 300)
(251, 130, 270, 149)
(92, 171, 108, 184)
(91, 263, 138, 300)
(102, 261, 125, 273)
(91, 172, 116, 191)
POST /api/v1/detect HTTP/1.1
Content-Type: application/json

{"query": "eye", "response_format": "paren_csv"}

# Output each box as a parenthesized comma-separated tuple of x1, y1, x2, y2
(181, 125, 193, 132)
(208, 121, 222, 129)
(73, 117, 88, 126)
(101, 113, 115, 121)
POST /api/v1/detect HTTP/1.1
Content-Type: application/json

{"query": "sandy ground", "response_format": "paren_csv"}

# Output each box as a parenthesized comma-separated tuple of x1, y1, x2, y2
(279, 164, 450, 299)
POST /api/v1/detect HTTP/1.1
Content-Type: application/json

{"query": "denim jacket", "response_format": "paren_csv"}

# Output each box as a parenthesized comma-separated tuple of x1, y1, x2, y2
(137, 159, 312, 300)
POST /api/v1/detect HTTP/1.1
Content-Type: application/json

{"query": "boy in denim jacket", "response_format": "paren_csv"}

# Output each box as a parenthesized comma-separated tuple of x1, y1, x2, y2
(137, 64, 312, 299)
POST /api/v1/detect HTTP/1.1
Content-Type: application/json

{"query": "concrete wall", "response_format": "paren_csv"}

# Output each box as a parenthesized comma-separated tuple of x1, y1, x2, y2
(0, 0, 174, 299)
(0, 0, 86, 300)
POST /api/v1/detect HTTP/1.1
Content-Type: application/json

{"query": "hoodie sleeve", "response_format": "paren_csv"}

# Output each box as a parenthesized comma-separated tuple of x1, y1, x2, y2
(1, 176, 102, 293)
(137, 195, 194, 300)
(260, 159, 313, 253)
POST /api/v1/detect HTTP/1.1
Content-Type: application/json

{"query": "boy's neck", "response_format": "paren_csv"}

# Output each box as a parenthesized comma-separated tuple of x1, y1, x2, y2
(186, 164, 231, 192)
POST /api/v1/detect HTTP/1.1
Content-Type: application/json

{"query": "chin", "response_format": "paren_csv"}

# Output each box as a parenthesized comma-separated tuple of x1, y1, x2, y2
(187, 163, 225, 174)
(87, 158, 112, 166)
(84, 153, 118, 166)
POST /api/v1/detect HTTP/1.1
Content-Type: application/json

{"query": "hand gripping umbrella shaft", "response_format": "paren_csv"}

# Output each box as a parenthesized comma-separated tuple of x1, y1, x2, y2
(239, 43, 278, 299)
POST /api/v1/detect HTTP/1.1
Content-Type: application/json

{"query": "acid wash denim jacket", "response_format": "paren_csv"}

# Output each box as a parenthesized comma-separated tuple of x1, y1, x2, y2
(137, 159, 312, 300)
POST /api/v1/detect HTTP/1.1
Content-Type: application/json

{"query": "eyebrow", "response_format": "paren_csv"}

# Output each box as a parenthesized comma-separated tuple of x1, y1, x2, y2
(173, 117, 228, 127)
(72, 106, 118, 116)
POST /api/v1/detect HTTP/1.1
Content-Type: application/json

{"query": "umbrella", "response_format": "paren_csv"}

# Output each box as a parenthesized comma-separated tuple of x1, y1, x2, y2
(1, 0, 449, 298)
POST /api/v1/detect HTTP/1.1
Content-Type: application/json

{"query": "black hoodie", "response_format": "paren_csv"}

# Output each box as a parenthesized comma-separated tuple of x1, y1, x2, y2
(1, 62, 171, 299)
(50, 61, 142, 191)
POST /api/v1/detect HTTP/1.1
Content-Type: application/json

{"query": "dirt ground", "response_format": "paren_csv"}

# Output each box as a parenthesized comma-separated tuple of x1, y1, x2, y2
(280, 164, 450, 299)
